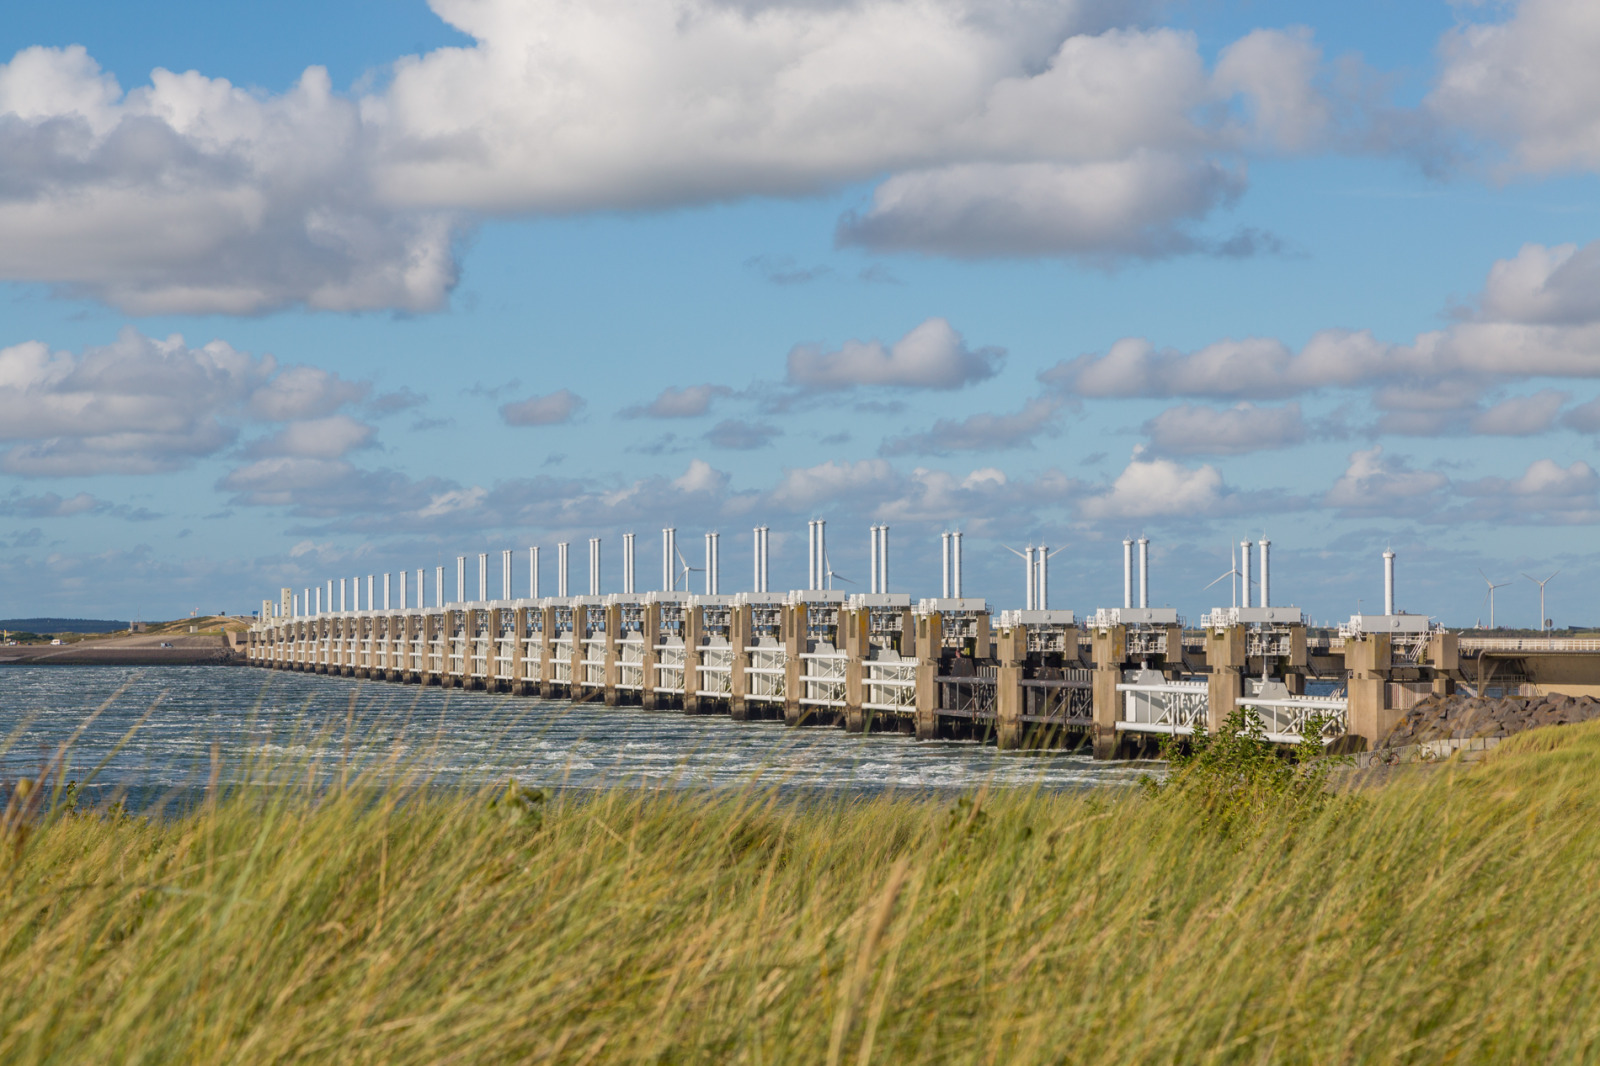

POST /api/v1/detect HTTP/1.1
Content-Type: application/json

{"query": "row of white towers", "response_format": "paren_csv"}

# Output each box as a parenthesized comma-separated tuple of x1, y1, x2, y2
(283, 527, 1181, 617)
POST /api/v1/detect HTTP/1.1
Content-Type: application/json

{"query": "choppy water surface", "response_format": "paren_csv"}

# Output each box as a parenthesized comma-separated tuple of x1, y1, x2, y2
(0, 666, 1150, 807)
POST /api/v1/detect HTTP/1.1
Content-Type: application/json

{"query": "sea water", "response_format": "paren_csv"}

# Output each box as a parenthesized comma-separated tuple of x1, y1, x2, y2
(0, 665, 1151, 809)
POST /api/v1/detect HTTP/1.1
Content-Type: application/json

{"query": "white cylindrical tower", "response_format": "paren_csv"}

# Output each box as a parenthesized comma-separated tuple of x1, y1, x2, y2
(1383, 550, 1396, 616)
(326, 580, 333, 614)
(383, 573, 391, 611)
(1024, 547, 1036, 610)
(502, 549, 513, 600)
(558, 542, 569, 598)
(416, 568, 424, 608)
(761, 528, 770, 592)
(435, 566, 443, 610)
(314, 587, 321, 616)
(340, 578, 347, 613)
(476, 553, 486, 602)
(662, 529, 672, 591)
(528, 549, 539, 600)
(623, 533, 636, 595)
(1123, 539, 1134, 609)
(400, 570, 408, 611)
(952, 531, 963, 598)
(816, 520, 827, 591)
(368, 574, 376, 611)
(811, 521, 819, 591)
(1240, 540, 1252, 609)
(879, 525, 889, 594)
(1259, 539, 1271, 608)
(454, 557, 464, 604)
(588, 537, 601, 596)
(1038, 546, 1049, 611)
(704, 531, 720, 595)
(938, 534, 947, 601)
(871, 526, 882, 594)
(1138, 537, 1150, 609)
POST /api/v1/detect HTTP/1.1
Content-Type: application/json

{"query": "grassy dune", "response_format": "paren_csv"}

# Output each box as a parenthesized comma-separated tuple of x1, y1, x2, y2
(3, 725, 1599, 1063)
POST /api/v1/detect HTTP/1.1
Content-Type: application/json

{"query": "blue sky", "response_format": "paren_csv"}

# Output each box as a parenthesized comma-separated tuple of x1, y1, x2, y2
(1, 0, 1598, 627)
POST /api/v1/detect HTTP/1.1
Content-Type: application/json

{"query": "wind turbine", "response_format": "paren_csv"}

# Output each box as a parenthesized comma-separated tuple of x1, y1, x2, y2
(1479, 569, 1511, 629)
(1522, 570, 1560, 633)
(821, 551, 853, 591)
(674, 548, 701, 593)
(1203, 541, 1242, 608)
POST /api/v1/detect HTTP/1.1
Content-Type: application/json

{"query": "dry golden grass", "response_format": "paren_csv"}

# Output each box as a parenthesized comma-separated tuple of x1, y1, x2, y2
(3, 720, 1600, 1063)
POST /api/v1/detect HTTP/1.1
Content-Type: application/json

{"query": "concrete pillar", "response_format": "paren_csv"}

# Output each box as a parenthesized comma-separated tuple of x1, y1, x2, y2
(1091, 625, 1127, 760)
(684, 605, 705, 714)
(511, 607, 528, 692)
(402, 613, 418, 682)
(538, 605, 557, 698)
(642, 602, 662, 711)
(914, 655, 940, 741)
(603, 603, 622, 706)
(995, 622, 1027, 750)
(569, 605, 587, 702)
(1206, 625, 1246, 734)
(783, 603, 805, 726)
(1428, 630, 1458, 697)
(730, 603, 753, 721)
(843, 607, 869, 733)
(1346, 634, 1395, 750)
(996, 663, 1025, 749)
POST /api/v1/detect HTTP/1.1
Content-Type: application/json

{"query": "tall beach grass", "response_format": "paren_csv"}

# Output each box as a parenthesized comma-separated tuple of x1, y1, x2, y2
(2, 719, 1599, 1063)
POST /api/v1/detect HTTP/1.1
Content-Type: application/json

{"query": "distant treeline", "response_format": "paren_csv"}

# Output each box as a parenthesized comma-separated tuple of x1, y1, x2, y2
(0, 618, 128, 634)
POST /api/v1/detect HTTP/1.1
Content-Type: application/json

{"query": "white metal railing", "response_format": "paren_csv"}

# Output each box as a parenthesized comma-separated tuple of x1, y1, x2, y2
(654, 639, 686, 695)
(552, 637, 574, 684)
(1118, 680, 1209, 735)
(863, 656, 916, 713)
(495, 638, 516, 681)
(1238, 695, 1349, 744)
(746, 644, 786, 703)
(428, 639, 445, 675)
(799, 648, 847, 708)
(617, 636, 647, 691)
(471, 637, 490, 678)
(697, 641, 733, 698)
(1458, 637, 1600, 652)
(521, 639, 543, 682)
(581, 637, 607, 688)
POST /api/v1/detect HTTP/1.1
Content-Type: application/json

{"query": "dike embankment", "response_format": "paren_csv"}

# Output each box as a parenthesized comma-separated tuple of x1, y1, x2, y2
(0, 633, 241, 666)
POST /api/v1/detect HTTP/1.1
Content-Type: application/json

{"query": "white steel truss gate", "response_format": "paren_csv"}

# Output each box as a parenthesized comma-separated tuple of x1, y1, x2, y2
(698, 639, 734, 699)
(799, 644, 847, 710)
(862, 651, 916, 715)
(617, 634, 647, 693)
(1238, 680, 1348, 743)
(654, 638, 686, 699)
(1117, 674, 1209, 736)
(745, 637, 785, 706)
(581, 609, 607, 694)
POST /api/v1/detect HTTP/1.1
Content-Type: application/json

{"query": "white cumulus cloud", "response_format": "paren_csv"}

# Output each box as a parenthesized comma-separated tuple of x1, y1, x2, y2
(787, 318, 1000, 390)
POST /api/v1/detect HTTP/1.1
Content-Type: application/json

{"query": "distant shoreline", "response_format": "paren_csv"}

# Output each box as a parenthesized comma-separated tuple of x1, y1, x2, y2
(0, 632, 241, 667)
